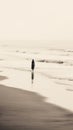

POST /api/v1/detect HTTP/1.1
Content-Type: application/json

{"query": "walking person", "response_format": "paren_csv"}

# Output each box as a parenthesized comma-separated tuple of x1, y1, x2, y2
(31, 59, 35, 83)
(31, 59, 35, 71)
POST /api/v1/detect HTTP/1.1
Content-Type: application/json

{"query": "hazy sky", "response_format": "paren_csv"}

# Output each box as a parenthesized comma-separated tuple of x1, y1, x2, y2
(0, 0, 73, 41)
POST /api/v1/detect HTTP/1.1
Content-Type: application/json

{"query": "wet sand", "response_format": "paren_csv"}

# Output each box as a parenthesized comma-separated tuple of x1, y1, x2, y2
(0, 82, 73, 130)
(0, 75, 7, 80)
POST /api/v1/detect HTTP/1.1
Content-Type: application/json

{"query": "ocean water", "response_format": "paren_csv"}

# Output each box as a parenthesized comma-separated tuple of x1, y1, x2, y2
(1, 41, 73, 88)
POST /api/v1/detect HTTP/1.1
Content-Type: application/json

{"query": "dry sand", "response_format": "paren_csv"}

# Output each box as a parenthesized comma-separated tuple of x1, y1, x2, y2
(0, 76, 73, 130)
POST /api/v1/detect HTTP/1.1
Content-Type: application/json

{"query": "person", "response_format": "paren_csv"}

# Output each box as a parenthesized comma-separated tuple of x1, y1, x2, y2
(31, 59, 35, 84)
(31, 59, 35, 71)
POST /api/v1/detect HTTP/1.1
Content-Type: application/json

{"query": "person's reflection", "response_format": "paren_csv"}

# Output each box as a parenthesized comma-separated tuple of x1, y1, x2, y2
(31, 71, 34, 84)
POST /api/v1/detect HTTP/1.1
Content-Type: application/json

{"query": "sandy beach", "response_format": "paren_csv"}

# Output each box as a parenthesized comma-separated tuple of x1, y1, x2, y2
(0, 79, 73, 130)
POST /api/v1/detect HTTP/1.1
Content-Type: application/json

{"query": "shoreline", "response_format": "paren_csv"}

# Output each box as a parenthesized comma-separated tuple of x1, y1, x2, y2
(0, 84, 73, 130)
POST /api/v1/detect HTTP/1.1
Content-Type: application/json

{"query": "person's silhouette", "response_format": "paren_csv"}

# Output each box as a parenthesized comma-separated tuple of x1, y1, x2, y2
(31, 59, 35, 71)
(31, 59, 35, 83)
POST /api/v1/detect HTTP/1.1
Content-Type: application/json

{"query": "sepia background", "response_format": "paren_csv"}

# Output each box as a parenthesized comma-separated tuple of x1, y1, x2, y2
(0, 0, 73, 130)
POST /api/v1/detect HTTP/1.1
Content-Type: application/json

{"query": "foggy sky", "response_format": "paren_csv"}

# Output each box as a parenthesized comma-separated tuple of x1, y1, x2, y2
(0, 0, 73, 42)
